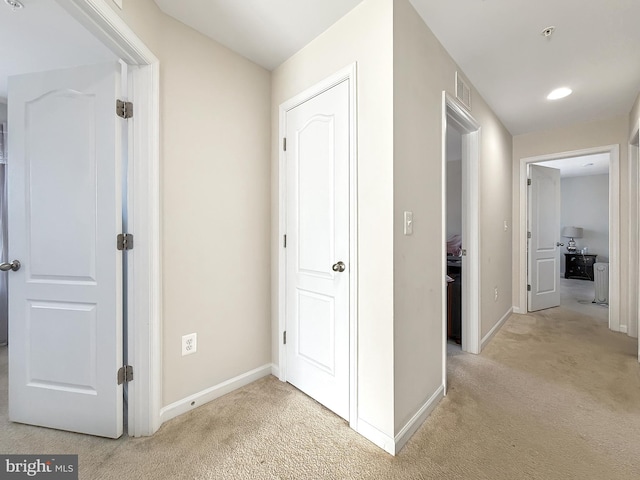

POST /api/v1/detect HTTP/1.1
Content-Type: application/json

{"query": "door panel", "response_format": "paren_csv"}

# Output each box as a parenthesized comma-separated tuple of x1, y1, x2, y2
(8, 63, 123, 438)
(528, 164, 561, 311)
(286, 80, 349, 420)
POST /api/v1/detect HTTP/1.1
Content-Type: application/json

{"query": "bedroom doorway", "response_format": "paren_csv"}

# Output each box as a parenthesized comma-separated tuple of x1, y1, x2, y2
(442, 92, 481, 390)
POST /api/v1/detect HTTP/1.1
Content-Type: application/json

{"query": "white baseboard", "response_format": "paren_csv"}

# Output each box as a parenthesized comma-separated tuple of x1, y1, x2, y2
(159, 364, 273, 424)
(394, 385, 445, 454)
(481, 307, 513, 350)
(355, 418, 395, 455)
(619, 325, 628, 334)
(271, 364, 280, 378)
(512, 306, 524, 314)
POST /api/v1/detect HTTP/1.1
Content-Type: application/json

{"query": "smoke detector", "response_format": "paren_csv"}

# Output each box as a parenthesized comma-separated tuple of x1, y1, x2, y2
(541, 26, 555, 38)
(4, 0, 24, 11)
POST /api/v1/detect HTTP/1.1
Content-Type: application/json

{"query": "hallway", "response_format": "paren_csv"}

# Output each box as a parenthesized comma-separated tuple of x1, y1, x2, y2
(1, 292, 638, 479)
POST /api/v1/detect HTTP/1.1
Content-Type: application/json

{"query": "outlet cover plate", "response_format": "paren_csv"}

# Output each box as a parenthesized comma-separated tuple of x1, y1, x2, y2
(182, 333, 197, 356)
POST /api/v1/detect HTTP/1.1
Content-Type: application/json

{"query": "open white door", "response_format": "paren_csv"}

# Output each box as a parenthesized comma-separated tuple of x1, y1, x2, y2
(528, 164, 562, 312)
(285, 80, 350, 420)
(8, 62, 124, 438)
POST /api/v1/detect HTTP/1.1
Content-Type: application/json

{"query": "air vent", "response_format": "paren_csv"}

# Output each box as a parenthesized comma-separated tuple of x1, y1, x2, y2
(455, 72, 471, 111)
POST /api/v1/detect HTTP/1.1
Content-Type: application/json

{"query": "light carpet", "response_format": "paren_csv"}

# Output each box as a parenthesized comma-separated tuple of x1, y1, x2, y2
(1, 280, 639, 479)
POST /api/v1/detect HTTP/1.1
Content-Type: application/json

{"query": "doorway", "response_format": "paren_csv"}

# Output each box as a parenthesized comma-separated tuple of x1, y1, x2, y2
(278, 64, 358, 425)
(518, 145, 620, 331)
(0, 0, 161, 437)
(441, 92, 481, 390)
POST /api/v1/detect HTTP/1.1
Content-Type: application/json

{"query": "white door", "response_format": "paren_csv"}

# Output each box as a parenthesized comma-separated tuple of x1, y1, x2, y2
(285, 80, 350, 420)
(8, 63, 124, 438)
(528, 164, 562, 312)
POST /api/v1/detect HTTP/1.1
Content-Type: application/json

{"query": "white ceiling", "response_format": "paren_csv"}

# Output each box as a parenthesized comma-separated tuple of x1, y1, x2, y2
(0, 0, 117, 100)
(153, 0, 365, 71)
(533, 153, 610, 178)
(153, 0, 640, 136)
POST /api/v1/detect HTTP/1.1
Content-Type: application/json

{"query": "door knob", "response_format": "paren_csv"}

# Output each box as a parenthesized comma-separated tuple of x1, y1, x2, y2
(0, 260, 21, 272)
(556, 242, 564, 247)
(332, 261, 346, 273)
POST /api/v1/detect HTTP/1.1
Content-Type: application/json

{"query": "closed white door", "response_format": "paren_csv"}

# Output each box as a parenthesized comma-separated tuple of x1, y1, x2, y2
(528, 164, 562, 312)
(8, 63, 124, 438)
(285, 80, 350, 420)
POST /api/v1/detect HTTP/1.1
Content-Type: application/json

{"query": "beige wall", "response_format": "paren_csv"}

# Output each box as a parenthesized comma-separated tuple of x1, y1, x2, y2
(630, 92, 640, 138)
(271, 0, 396, 439)
(108, 0, 272, 405)
(512, 116, 629, 326)
(392, 0, 513, 432)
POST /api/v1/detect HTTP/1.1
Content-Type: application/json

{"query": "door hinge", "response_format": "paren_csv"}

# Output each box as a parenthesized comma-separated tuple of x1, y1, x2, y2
(117, 233, 134, 250)
(283, 137, 287, 151)
(283, 331, 287, 345)
(527, 178, 532, 186)
(116, 99, 133, 119)
(527, 231, 532, 239)
(283, 234, 287, 248)
(527, 284, 531, 291)
(117, 365, 133, 385)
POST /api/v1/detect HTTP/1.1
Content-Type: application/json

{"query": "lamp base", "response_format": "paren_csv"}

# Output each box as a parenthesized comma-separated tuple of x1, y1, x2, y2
(566, 238, 577, 252)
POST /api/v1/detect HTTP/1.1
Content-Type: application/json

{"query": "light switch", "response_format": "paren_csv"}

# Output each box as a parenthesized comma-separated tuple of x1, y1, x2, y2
(404, 211, 413, 235)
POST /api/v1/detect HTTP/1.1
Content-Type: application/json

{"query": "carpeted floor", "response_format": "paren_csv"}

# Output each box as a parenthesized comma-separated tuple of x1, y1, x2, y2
(1, 279, 639, 479)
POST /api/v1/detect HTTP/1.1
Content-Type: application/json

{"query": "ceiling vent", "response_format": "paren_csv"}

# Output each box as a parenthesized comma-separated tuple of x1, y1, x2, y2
(455, 72, 471, 110)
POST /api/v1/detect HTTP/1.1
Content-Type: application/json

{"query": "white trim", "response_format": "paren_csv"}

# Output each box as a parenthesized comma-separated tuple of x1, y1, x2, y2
(159, 365, 273, 424)
(442, 92, 482, 364)
(62, 0, 162, 437)
(481, 307, 512, 349)
(394, 385, 445, 454)
(512, 306, 524, 314)
(619, 325, 628, 334)
(517, 145, 619, 334)
(270, 364, 280, 378)
(628, 129, 639, 340)
(355, 419, 395, 455)
(277, 64, 358, 426)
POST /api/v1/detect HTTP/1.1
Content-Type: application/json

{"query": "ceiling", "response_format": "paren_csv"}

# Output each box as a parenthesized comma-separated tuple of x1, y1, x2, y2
(153, 0, 640, 136)
(534, 153, 610, 178)
(0, 0, 117, 100)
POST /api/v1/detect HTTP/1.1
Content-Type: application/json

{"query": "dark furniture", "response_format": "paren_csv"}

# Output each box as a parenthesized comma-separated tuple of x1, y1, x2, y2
(447, 257, 462, 344)
(564, 253, 597, 280)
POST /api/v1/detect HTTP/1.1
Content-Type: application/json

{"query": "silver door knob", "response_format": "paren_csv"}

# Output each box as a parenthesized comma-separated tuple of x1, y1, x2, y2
(332, 261, 346, 273)
(0, 260, 21, 272)
(556, 242, 564, 247)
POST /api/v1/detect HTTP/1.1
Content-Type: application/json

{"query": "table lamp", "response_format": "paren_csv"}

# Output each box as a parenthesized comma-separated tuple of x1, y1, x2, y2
(561, 226, 583, 252)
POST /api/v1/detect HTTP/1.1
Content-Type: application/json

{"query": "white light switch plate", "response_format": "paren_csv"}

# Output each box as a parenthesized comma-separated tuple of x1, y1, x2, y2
(404, 211, 413, 235)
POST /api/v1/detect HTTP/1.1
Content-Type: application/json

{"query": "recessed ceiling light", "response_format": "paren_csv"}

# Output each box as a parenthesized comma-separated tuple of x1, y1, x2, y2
(4, 0, 24, 10)
(547, 87, 572, 100)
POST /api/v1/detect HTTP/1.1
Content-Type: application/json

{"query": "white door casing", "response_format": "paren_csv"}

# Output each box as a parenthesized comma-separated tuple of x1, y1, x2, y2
(8, 62, 124, 438)
(284, 79, 350, 420)
(528, 164, 561, 312)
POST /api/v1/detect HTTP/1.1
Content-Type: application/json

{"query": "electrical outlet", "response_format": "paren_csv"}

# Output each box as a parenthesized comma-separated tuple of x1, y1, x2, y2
(182, 333, 197, 356)
(404, 211, 414, 235)
(494, 287, 499, 302)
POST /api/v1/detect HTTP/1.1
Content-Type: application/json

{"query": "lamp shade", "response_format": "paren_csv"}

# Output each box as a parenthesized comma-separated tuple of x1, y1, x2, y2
(562, 226, 583, 238)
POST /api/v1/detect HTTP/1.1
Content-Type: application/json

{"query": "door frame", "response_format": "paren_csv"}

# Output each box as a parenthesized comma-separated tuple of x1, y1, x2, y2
(628, 125, 639, 348)
(516, 145, 619, 331)
(277, 64, 358, 425)
(441, 92, 482, 381)
(59, 0, 162, 436)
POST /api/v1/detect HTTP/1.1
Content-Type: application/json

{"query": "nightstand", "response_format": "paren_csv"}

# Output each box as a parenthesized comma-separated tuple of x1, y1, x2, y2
(564, 253, 598, 280)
